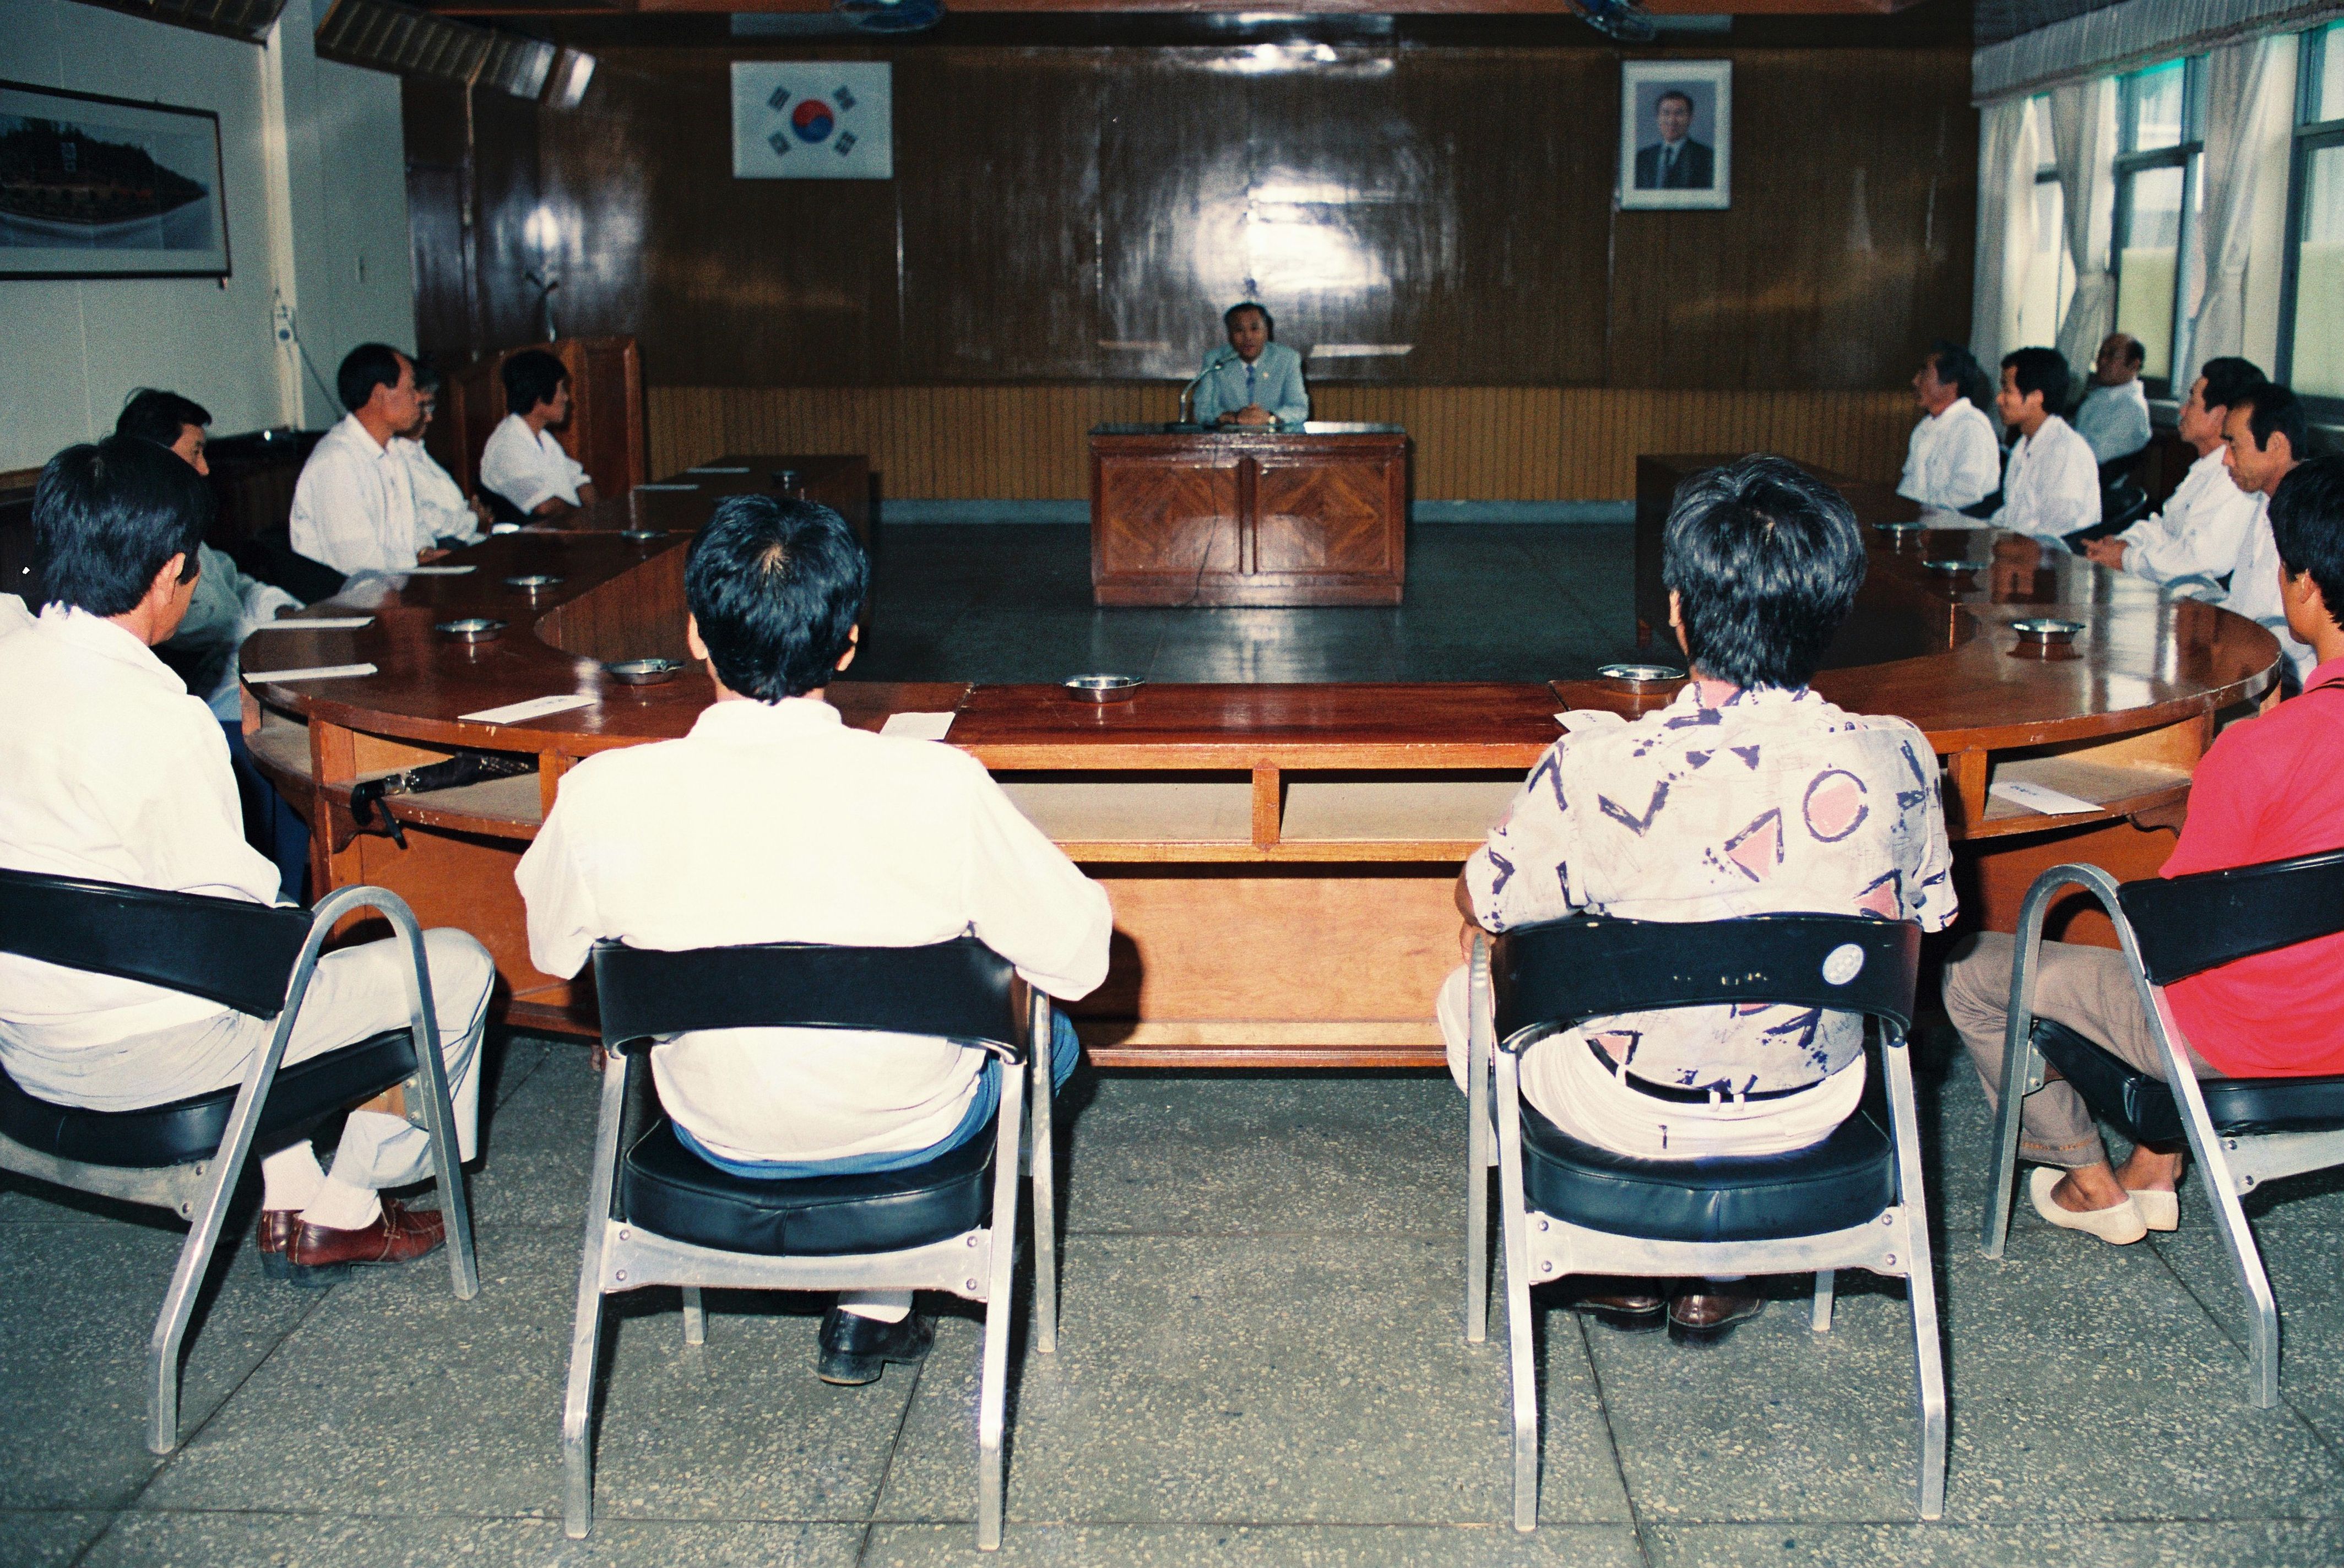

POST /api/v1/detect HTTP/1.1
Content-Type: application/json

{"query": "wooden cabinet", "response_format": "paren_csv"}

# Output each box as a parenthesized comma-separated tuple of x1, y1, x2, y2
(1089, 424, 1409, 606)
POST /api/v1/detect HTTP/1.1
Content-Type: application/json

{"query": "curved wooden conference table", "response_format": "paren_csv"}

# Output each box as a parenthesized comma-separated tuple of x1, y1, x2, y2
(243, 454, 2280, 1068)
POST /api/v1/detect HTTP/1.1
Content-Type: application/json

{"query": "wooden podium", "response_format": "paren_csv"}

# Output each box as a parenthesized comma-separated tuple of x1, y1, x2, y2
(1089, 423, 1409, 606)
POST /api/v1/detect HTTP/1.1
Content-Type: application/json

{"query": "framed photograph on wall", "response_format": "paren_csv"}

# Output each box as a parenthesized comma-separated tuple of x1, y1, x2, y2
(0, 80, 229, 279)
(1618, 59, 1731, 211)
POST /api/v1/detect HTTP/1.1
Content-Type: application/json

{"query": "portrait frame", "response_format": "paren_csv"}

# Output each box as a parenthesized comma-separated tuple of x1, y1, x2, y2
(1618, 59, 1732, 212)
(0, 79, 230, 280)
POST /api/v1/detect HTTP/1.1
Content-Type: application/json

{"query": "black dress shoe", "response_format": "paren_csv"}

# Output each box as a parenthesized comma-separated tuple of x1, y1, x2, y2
(817, 1307, 935, 1385)
(1667, 1285, 1764, 1344)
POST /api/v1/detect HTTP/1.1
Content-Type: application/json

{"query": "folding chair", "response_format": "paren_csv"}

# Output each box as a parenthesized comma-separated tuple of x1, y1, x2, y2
(561, 937, 1058, 1551)
(1463, 913, 1944, 1529)
(1981, 853, 2344, 1407)
(0, 868, 477, 1454)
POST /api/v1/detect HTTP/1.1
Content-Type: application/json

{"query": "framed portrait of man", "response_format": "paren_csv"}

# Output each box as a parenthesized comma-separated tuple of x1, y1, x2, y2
(1618, 59, 1731, 212)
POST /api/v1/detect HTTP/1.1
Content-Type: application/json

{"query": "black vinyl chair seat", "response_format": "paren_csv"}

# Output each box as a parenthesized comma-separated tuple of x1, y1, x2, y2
(619, 1115, 994, 1257)
(2031, 1018, 2344, 1144)
(0, 1029, 416, 1170)
(1520, 1098, 1898, 1244)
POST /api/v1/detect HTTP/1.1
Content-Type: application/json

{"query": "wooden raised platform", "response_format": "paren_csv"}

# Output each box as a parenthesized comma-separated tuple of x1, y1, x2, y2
(242, 452, 2280, 1066)
(1088, 424, 1408, 606)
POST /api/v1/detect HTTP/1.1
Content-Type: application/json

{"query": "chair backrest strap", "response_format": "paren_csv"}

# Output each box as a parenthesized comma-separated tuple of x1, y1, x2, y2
(591, 937, 1026, 1059)
(2118, 847, 2344, 985)
(1493, 913, 1920, 1047)
(0, 867, 311, 1018)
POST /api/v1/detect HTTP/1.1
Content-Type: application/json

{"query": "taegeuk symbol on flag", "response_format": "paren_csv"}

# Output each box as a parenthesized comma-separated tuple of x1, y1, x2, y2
(730, 62, 893, 180)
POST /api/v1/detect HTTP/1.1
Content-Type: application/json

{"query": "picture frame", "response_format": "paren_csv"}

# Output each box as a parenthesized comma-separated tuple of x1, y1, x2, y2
(1618, 59, 1732, 212)
(0, 79, 230, 279)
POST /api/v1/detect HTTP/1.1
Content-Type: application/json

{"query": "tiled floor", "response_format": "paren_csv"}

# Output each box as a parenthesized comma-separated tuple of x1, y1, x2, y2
(851, 523, 1650, 685)
(6, 1028, 2343, 1567)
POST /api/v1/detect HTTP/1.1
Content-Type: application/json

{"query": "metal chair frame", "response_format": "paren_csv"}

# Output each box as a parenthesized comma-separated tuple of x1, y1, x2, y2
(0, 881, 477, 1454)
(560, 951, 1057, 1551)
(1463, 923, 1946, 1531)
(1980, 861, 2344, 1408)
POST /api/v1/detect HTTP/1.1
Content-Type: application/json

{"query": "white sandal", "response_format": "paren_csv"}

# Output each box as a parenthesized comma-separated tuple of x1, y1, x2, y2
(2030, 1167, 2147, 1245)
(2127, 1188, 2179, 1232)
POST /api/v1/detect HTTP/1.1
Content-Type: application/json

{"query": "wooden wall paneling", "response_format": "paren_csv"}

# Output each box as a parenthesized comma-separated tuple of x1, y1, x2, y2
(467, 88, 550, 356)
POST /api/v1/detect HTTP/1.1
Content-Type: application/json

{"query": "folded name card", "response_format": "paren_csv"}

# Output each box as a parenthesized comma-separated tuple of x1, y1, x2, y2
(401, 565, 476, 576)
(461, 693, 598, 725)
(881, 712, 957, 740)
(635, 483, 699, 492)
(1555, 710, 1628, 735)
(249, 616, 373, 631)
(1989, 779, 2100, 816)
(687, 465, 751, 474)
(243, 663, 378, 683)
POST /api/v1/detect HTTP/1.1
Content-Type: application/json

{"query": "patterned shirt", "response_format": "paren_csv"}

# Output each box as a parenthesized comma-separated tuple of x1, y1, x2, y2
(1466, 681, 1957, 1094)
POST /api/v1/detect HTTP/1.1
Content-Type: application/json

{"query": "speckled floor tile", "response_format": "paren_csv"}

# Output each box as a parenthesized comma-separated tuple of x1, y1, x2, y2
(0, 1509, 115, 1567)
(874, 1231, 1630, 1527)
(1059, 1072, 1461, 1236)
(2148, 1226, 2344, 1447)
(865, 1521, 1645, 1566)
(0, 1221, 322, 1510)
(462, 1043, 602, 1227)
(1645, 1520, 2344, 1567)
(79, 1512, 864, 1567)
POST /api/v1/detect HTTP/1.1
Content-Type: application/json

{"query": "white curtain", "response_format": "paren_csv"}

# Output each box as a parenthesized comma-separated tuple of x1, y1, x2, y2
(2050, 78, 2120, 384)
(1971, 97, 2037, 377)
(2180, 35, 2287, 385)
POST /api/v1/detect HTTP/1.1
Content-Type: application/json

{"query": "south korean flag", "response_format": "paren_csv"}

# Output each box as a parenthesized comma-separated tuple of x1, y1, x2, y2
(731, 62, 893, 180)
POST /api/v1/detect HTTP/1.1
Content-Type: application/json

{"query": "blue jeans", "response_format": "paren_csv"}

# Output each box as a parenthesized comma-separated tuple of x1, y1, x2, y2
(674, 1008, 1082, 1180)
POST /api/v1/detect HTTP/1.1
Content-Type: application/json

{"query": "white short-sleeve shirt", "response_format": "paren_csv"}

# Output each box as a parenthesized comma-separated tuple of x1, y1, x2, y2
(479, 414, 590, 516)
(1896, 397, 2003, 511)
(289, 414, 421, 574)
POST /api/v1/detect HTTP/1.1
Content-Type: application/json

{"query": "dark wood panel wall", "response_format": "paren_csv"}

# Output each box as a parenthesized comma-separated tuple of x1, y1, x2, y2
(406, 41, 1975, 393)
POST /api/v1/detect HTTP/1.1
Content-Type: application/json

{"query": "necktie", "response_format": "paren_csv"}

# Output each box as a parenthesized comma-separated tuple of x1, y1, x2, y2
(1246, 363, 1256, 405)
(1662, 145, 1677, 184)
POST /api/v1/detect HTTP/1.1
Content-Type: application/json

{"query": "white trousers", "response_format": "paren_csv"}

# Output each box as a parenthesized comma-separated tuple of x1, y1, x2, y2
(1435, 964, 1863, 1160)
(85, 930, 493, 1230)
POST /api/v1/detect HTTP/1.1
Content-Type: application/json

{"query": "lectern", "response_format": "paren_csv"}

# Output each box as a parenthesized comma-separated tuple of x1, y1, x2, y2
(1088, 422, 1409, 606)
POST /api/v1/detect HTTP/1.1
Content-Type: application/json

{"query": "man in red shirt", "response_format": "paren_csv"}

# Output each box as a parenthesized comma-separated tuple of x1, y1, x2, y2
(1944, 454, 2344, 1245)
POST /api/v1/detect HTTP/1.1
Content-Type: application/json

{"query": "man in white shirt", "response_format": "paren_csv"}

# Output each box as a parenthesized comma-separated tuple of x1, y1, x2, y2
(288, 344, 430, 576)
(518, 495, 1111, 1385)
(1896, 340, 2002, 511)
(0, 438, 495, 1285)
(478, 350, 596, 520)
(1990, 346, 2102, 543)
(2216, 383, 2316, 685)
(2083, 357, 2265, 586)
(2072, 332, 2153, 465)
(396, 360, 488, 551)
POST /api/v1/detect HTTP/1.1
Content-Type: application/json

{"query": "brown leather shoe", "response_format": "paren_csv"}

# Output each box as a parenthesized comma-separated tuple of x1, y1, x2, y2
(1574, 1282, 1667, 1332)
(285, 1198, 445, 1288)
(1668, 1284, 1764, 1344)
(256, 1209, 300, 1282)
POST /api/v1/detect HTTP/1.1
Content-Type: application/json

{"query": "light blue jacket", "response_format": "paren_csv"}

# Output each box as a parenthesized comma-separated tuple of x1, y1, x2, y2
(1192, 340, 1309, 427)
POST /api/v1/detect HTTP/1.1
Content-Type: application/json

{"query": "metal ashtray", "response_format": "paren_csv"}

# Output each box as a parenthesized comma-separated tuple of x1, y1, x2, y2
(1924, 558, 1979, 574)
(2012, 617, 2086, 646)
(1874, 519, 1926, 534)
(1064, 674, 1144, 703)
(604, 658, 682, 685)
(504, 573, 565, 592)
(434, 617, 506, 642)
(1598, 662, 1686, 688)
(618, 529, 663, 542)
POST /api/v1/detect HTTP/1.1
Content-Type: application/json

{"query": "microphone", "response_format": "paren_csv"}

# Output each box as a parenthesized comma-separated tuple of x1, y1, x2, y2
(1179, 351, 1234, 426)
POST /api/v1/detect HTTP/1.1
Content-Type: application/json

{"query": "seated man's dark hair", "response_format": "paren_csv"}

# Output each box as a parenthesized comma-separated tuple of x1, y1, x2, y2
(337, 343, 407, 415)
(502, 349, 568, 416)
(33, 436, 213, 616)
(2238, 382, 2309, 457)
(2198, 355, 2265, 415)
(685, 495, 867, 702)
(2001, 346, 2070, 413)
(2118, 336, 2146, 367)
(410, 356, 444, 396)
(2268, 456, 2344, 633)
(115, 388, 212, 449)
(1223, 301, 1274, 336)
(1928, 339, 1993, 411)
(1662, 454, 1866, 690)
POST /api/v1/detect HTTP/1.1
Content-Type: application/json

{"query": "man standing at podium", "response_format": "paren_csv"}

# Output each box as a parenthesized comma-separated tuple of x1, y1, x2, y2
(1193, 302, 1309, 428)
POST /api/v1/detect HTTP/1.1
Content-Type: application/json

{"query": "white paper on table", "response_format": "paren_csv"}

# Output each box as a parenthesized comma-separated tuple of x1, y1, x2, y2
(1555, 709, 1629, 735)
(635, 483, 699, 492)
(461, 693, 598, 725)
(248, 616, 374, 631)
(243, 662, 378, 683)
(1989, 779, 2101, 816)
(400, 564, 476, 576)
(687, 465, 751, 474)
(881, 711, 957, 740)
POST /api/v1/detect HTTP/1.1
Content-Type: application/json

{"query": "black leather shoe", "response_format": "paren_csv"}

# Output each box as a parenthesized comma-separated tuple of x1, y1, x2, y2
(1668, 1285, 1764, 1344)
(817, 1307, 934, 1385)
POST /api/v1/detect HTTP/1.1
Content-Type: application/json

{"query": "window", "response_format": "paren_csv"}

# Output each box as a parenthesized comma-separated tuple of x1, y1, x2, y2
(2015, 95, 2075, 351)
(2282, 24, 2344, 411)
(2111, 58, 2203, 394)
